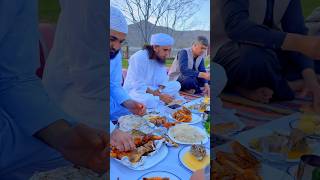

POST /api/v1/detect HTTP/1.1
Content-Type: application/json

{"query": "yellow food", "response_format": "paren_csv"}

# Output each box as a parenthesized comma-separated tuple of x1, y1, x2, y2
(297, 114, 320, 135)
(182, 151, 210, 171)
(287, 149, 310, 160)
(203, 96, 210, 104)
(213, 122, 239, 135)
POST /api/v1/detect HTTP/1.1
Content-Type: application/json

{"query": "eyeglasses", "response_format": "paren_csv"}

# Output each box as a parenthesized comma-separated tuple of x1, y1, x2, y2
(110, 35, 126, 45)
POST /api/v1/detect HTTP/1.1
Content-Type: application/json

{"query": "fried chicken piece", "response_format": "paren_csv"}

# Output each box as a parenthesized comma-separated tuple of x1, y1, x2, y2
(163, 122, 177, 129)
(128, 140, 155, 163)
(110, 147, 131, 160)
(172, 107, 192, 122)
(181, 106, 192, 115)
(231, 141, 260, 169)
(148, 116, 167, 126)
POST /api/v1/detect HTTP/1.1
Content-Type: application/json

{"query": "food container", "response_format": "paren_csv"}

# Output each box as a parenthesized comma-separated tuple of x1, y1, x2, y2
(297, 155, 320, 180)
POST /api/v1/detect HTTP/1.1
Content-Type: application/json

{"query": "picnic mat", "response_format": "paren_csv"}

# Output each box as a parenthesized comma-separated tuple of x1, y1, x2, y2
(220, 93, 311, 130)
(179, 91, 203, 102)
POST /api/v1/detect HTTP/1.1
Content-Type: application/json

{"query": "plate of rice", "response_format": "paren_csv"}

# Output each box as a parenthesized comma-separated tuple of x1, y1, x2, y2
(168, 124, 208, 145)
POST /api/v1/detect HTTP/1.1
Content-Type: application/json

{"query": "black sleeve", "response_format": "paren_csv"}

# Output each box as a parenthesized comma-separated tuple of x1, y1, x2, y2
(220, 0, 286, 49)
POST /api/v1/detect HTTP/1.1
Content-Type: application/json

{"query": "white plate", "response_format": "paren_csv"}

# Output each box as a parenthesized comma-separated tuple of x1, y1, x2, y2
(143, 114, 166, 121)
(213, 120, 246, 136)
(288, 165, 298, 179)
(178, 146, 210, 172)
(137, 171, 181, 180)
(168, 125, 208, 145)
(113, 144, 168, 171)
(289, 119, 320, 140)
(169, 113, 203, 125)
(184, 99, 209, 113)
(238, 129, 320, 163)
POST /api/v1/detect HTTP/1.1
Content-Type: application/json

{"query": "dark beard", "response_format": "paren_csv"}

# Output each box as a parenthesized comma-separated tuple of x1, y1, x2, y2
(110, 49, 120, 60)
(155, 55, 166, 65)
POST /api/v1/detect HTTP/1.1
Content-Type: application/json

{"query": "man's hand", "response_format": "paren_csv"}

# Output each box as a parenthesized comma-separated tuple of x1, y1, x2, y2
(190, 169, 205, 180)
(300, 82, 320, 113)
(199, 72, 210, 80)
(203, 83, 210, 97)
(36, 121, 108, 174)
(299, 36, 320, 60)
(122, 99, 146, 116)
(300, 69, 320, 112)
(159, 94, 174, 104)
(282, 34, 320, 60)
(110, 128, 135, 152)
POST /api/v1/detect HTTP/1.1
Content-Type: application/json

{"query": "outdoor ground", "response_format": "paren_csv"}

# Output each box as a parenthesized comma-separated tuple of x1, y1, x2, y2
(122, 57, 210, 68)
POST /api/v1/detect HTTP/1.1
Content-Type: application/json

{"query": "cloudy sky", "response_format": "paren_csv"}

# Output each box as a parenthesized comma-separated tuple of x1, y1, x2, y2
(111, 0, 210, 31)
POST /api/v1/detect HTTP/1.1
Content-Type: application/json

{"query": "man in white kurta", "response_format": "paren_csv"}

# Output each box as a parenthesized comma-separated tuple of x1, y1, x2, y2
(0, 0, 110, 178)
(42, 2, 145, 129)
(123, 33, 182, 108)
(42, 0, 108, 129)
(43, 3, 140, 151)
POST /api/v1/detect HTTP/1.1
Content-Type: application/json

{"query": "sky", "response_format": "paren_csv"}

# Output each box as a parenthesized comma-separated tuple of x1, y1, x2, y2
(111, 0, 210, 31)
(190, 0, 210, 31)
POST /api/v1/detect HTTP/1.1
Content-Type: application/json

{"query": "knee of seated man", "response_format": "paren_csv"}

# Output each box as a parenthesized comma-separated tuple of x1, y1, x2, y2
(181, 77, 197, 88)
(239, 44, 278, 69)
(213, 63, 227, 90)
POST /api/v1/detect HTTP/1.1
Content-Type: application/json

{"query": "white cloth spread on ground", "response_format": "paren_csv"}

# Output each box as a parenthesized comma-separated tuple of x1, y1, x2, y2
(212, 63, 240, 123)
(123, 50, 181, 108)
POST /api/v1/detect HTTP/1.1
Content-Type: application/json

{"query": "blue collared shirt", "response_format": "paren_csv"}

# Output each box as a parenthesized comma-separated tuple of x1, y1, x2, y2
(110, 51, 130, 115)
(0, 0, 71, 178)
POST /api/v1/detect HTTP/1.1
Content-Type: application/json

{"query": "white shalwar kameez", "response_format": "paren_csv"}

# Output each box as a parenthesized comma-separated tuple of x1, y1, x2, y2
(123, 50, 182, 108)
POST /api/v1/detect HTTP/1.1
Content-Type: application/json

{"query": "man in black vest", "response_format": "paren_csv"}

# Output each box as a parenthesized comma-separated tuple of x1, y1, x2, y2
(214, 0, 320, 112)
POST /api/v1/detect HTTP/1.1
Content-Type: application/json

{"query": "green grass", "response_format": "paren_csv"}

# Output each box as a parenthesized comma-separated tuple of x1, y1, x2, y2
(122, 57, 210, 69)
(39, 0, 60, 23)
(302, 0, 320, 18)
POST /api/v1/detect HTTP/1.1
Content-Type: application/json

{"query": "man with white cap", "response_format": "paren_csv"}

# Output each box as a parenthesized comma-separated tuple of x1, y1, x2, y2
(1, 0, 109, 178)
(43, 4, 141, 152)
(109, 6, 146, 121)
(109, 6, 145, 151)
(123, 33, 182, 108)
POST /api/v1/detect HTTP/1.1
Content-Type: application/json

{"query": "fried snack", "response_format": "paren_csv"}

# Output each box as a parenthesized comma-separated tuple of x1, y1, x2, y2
(212, 141, 262, 180)
(148, 116, 167, 126)
(172, 107, 192, 122)
(190, 144, 207, 161)
(143, 177, 170, 180)
(231, 141, 260, 169)
(111, 131, 162, 163)
(163, 121, 178, 129)
(163, 134, 179, 147)
(213, 122, 239, 135)
(110, 147, 131, 160)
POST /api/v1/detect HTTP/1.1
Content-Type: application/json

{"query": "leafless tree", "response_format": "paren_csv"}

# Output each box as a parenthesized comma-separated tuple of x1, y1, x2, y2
(112, 0, 205, 44)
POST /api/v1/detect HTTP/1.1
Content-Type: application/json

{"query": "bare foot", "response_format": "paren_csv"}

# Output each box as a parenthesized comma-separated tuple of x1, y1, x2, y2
(185, 89, 196, 94)
(236, 87, 274, 103)
(288, 79, 305, 92)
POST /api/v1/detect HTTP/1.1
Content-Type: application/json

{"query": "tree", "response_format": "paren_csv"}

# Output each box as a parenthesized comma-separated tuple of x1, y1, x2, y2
(112, 0, 205, 44)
